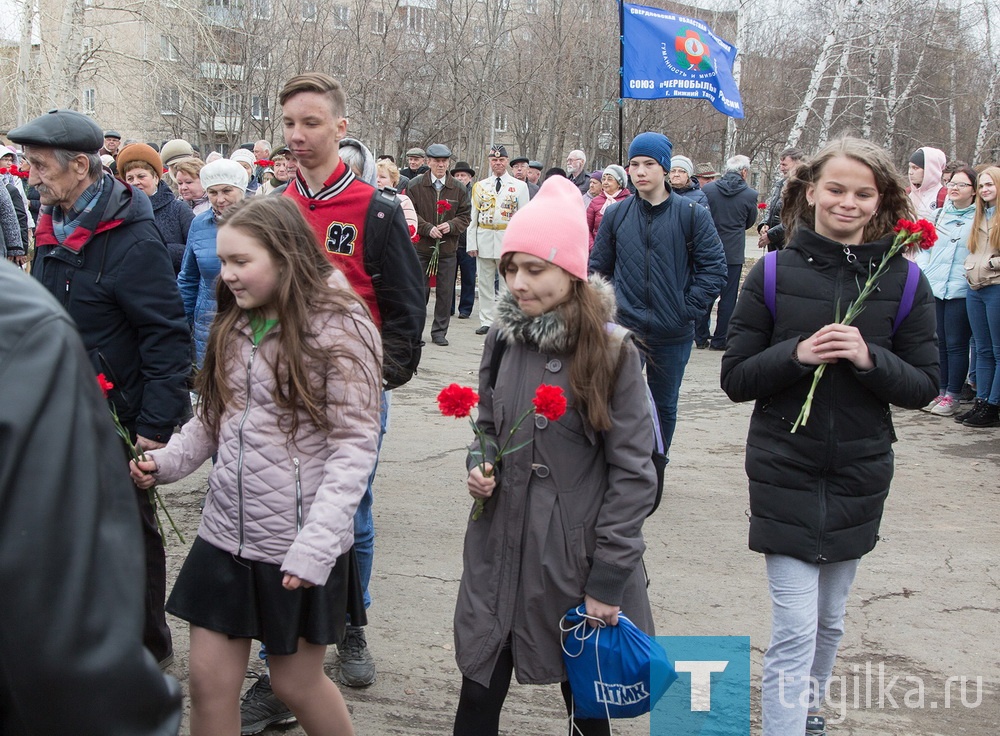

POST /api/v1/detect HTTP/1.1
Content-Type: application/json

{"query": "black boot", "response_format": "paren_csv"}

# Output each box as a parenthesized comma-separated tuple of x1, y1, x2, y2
(954, 398, 984, 424)
(963, 402, 1000, 428)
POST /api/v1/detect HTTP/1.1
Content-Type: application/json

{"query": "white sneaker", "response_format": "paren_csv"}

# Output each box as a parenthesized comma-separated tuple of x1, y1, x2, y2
(930, 395, 957, 416)
(921, 395, 944, 412)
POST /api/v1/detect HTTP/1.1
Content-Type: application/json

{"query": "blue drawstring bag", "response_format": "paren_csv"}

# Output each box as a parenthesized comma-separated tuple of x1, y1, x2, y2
(560, 604, 677, 720)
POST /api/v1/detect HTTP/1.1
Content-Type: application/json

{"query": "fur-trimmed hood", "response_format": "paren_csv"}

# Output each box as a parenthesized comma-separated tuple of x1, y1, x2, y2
(495, 274, 616, 353)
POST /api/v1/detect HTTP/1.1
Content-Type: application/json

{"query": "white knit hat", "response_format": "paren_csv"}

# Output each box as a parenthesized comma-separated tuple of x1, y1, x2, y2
(200, 159, 249, 190)
(229, 148, 256, 167)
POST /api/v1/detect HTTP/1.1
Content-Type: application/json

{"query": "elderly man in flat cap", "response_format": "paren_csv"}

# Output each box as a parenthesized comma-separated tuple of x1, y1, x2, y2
(509, 155, 539, 199)
(9, 109, 190, 670)
(466, 144, 530, 334)
(403, 143, 471, 346)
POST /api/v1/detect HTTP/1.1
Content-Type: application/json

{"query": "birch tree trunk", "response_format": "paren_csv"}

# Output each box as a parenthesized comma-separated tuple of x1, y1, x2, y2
(47, 0, 87, 108)
(817, 33, 853, 146)
(784, 0, 860, 149)
(881, 0, 940, 150)
(973, 0, 998, 161)
(16, 0, 35, 126)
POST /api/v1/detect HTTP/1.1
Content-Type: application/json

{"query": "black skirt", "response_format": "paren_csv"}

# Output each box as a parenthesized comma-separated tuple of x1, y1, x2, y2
(167, 536, 367, 656)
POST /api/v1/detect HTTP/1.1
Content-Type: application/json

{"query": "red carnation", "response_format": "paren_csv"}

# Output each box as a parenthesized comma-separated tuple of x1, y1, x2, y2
(436, 199, 452, 215)
(532, 384, 567, 421)
(256, 159, 275, 167)
(757, 202, 767, 209)
(915, 218, 937, 250)
(437, 383, 479, 418)
(97, 373, 114, 398)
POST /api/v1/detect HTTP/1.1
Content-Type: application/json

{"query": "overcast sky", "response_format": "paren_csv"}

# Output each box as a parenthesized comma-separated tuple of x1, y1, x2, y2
(2, 1, 22, 42)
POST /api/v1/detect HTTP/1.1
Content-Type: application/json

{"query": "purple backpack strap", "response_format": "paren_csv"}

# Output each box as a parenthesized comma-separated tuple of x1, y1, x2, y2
(892, 260, 921, 336)
(763, 250, 777, 320)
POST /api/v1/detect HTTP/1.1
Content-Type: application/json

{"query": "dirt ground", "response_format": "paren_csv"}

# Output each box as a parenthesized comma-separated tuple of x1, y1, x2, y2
(158, 285, 1000, 736)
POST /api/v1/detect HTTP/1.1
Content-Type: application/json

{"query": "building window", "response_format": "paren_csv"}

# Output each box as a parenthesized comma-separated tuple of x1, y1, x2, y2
(406, 6, 431, 34)
(525, 0, 537, 12)
(302, 0, 317, 21)
(81, 36, 94, 54)
(332, 4, 350, 28)
(83, 88, 96, 114)
(494, 110, 508, 132)
(159, 87, 180, 115)
(250, 0, 270, 18)
(160, 35, 179, 61)
(371, 10, 386, 33)
(251, 94, 269, 119)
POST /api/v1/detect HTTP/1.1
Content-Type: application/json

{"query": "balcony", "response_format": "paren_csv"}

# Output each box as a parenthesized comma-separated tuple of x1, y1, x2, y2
(199, 62, 245, 80)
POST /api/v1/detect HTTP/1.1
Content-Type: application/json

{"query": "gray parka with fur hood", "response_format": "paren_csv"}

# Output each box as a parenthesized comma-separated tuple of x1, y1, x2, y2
(454, 277, 657, 687)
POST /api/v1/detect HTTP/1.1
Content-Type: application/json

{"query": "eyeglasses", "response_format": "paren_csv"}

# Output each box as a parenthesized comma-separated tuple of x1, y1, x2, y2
(947, 182, 973, 189)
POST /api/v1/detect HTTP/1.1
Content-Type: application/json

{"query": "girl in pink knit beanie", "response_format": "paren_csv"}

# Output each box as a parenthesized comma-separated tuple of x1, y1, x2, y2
(454, 175, 659, 736)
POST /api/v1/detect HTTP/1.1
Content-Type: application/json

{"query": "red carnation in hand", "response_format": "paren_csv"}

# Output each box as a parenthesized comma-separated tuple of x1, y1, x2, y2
(532, 384, 567, 421)
(915, 218, 938, 250)
(437, 383, 479, 418)
(97, 373, 114, 398)
(757, 202, 767, 209)
(437, 199, 452, 215)
(256, 159, 275, 167)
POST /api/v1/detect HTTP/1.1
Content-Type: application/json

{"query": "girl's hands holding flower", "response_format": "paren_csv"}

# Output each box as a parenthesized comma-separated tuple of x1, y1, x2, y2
(467, 462, 496, 500)
(129, 457, 159, 489)
(797, 324, 874, 370)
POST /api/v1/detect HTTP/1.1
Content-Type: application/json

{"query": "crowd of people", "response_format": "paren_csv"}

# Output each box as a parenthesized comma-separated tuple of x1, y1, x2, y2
(0, 70, 994, 736)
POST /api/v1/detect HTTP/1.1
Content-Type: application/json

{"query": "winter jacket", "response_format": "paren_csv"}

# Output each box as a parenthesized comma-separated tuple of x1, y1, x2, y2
(148, 179, 194, 274)
(702, 171, 759, 265)
(758, 176, 787, 250)
(590, 192, 726, 345)
(586, 187, 631, 248)
(177, 208, 221, 368)
(908, 147, 947, 220)
(31, 174, 191, 442)
(0, 262, 183, 736)
(0, 183, 20, 258)
(149, 273, 383, 586)
(963, 209, 1000, 290)
(455, 280, 656, 687)
(406, 172, 472, 256)
(672, 179, 710, 211)
(6, 183, 29, 252)
(721, 228, 938, 564)
(915, 201, 975, 299)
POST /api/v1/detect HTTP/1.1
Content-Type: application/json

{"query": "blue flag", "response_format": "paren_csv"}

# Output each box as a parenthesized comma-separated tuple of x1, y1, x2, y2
(621, 2, 744, 119)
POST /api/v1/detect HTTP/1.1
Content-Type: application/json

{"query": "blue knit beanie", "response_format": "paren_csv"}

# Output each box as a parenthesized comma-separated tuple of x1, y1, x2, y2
(628, 132, 673, 171)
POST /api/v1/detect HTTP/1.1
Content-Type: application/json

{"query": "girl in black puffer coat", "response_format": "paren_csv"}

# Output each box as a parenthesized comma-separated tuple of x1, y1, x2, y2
(721, 138, 938, 736)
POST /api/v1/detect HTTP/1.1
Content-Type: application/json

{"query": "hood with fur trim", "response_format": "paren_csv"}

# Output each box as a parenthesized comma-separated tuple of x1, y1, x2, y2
(495, 274, 616, 353)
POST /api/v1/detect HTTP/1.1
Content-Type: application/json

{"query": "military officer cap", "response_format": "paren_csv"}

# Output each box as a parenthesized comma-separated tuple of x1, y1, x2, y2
(528, 160, 543, 171)
(509, 156, 529, 166)
(405, 147, 426, 157)
(426, 143, 452, 158)
(488, 144, 509, 158)
(8, 109, 105, 152)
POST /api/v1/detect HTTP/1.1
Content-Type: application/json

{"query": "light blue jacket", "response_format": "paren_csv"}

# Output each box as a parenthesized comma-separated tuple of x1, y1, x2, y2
(177, 209, 221, 368)
(916, 201, 976, 300)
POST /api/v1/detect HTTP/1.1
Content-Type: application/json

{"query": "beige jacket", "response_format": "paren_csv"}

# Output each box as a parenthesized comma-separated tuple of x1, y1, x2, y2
(964, 218, 1000, 290)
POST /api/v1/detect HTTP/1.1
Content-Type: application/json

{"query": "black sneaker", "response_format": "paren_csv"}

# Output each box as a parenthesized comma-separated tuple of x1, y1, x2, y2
(240, 673, 295, 735)
(805, 714, 826, 735)
(963, 402, 1000, 427)
(338, 625, 376, 687)
(959, 382, 976, 403)
(954, 398, 984, 423)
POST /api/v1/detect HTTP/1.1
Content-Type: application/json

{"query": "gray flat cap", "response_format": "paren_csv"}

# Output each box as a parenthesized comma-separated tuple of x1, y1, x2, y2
(426, 143, 452, 158)
(405, 147, 426, 157)
(528, 160, 543, 170)
(8, 109, 104, 152)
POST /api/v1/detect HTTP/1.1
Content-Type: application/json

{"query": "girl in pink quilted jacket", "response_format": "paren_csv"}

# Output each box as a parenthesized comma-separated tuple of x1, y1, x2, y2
(131, 196, 382, 736)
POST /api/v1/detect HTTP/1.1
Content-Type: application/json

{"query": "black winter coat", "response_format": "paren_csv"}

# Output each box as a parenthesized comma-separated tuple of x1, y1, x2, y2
(702, 171, 759, 264)
(148, 179, 194, 274)
(721, 229, 938, 564)
(0, 262, 182, 734)
(31, 174, 191, 442)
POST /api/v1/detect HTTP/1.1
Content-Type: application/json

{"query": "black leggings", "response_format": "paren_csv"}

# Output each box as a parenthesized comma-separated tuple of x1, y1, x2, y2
(453, 644, 611, 736)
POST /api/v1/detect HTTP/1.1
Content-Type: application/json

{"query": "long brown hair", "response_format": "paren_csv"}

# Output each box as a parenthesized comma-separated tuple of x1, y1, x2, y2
(782, 137, 914, 244)
(197, 197, 380, 439)
(498, 254, 620, 432)
(969, 166, 1000, 255)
